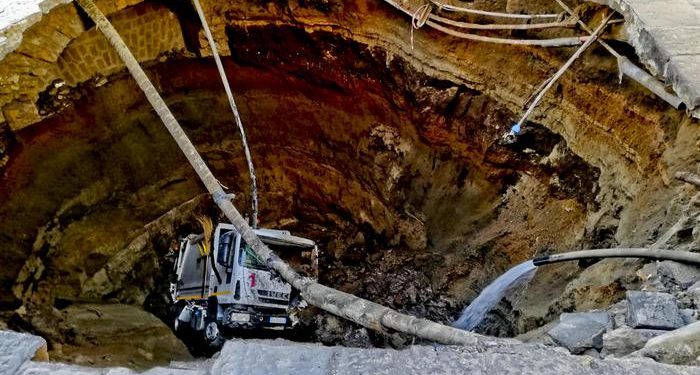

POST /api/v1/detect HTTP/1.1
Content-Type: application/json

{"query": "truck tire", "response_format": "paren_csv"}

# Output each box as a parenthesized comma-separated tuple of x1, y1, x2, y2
(204, 321, 225, 350)
(174, 315, 182, 332)
(171, 302, 187, 333)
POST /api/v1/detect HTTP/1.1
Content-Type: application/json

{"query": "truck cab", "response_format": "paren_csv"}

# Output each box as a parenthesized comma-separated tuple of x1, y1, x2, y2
(170, 223, 317, 348)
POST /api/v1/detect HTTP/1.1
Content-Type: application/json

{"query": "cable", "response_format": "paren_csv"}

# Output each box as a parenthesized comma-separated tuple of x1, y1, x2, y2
(429, 0, 561, 20)
(384, 0, 588, 47)
(429, 13, 577, 31)
(192, 0, 259, 228)
(514, 13, 613, 130)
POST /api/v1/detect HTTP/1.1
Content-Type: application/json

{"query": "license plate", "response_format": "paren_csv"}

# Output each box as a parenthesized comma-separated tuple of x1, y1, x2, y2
(230, 313, 250, 322)
(269, 317, 286, 324)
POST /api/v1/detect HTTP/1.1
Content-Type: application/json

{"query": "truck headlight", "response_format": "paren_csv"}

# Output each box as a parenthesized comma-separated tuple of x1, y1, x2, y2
(230, 312, 251, 322)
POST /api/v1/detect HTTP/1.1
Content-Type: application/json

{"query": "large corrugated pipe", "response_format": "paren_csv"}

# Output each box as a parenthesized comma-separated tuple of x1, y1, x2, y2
(533, 248, 700, 267)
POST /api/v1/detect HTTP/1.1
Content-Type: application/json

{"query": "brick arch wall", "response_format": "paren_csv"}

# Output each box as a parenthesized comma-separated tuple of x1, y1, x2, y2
(57, 3, 186, 86)
(0, 0, 187, 132)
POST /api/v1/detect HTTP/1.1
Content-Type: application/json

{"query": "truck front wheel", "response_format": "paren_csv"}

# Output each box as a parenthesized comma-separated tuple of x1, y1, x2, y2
(204, 321, 225, 350)
(171, 303, 189, 333)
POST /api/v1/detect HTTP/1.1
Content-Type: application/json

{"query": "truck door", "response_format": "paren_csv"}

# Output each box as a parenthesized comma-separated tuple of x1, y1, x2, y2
(175, 237, 210, 300)
(238, 243, 292, 309)
(210, 226, 240, 302)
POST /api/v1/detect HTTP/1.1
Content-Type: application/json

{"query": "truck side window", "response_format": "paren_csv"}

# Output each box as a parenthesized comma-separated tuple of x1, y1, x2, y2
(217, 231, 234, 266)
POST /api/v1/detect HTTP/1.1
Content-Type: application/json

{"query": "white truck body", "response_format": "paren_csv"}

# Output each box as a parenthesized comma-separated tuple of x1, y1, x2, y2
(170, 223, 317, 343)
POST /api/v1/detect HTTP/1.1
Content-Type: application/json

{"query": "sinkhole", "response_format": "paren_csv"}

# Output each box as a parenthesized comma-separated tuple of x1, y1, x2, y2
(0, 0, 696, 369)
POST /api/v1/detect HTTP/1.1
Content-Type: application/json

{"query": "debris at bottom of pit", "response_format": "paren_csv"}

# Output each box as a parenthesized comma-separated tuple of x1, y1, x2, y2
(546, 312, 609, 354)
(313, 315, 372, 348)
(17, 336, 700, 374)
(626, 291, 685, 330)
(601, 326, 666, 357)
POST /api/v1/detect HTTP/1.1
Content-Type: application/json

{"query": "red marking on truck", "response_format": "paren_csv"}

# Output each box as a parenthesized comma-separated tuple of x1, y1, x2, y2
(249, 273, 256, 287)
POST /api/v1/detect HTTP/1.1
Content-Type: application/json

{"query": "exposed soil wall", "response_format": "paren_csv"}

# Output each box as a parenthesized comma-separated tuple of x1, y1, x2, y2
(0, 0, 698, 367)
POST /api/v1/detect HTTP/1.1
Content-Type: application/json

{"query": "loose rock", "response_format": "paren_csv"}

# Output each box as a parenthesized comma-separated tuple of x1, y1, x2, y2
(608, 300, 628, 329)
(53, 304, 192, 369)
(657, 261, 700, 289)
(687, 281, 700, 307)
(680, 309, 698, 325)
(632, 321, 700, 365)
(547, 312, 609, 354)
(601, 326, 665, 357)
(637, 263, 668, 293)
(626, 291, 684, 330)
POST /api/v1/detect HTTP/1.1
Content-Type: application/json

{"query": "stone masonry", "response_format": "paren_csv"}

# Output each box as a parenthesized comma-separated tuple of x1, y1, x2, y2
(0, 1, 185, 131)
(57, 3, 186, 86)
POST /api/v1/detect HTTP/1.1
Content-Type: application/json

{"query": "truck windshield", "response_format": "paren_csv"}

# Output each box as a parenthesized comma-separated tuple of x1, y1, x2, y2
(239, 244, 266, 270)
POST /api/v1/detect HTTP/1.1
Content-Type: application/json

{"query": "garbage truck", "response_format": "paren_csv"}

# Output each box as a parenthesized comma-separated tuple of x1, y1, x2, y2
(169, 222, 318, 348)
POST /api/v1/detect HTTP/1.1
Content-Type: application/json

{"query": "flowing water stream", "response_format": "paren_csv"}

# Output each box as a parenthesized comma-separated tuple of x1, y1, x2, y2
(453, 260, 537, 331)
